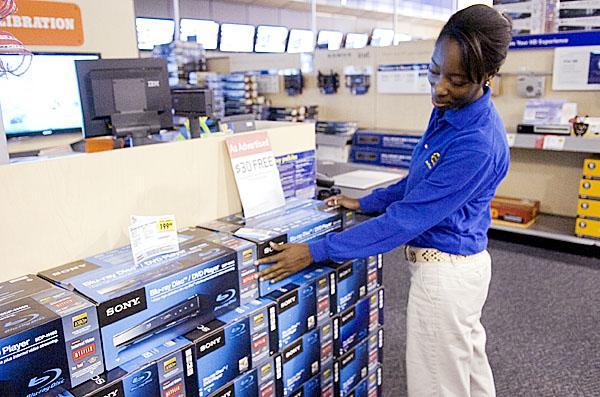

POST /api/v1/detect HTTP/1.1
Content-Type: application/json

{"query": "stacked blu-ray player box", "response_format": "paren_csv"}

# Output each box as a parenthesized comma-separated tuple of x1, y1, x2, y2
(350, 129, 421, 169)
(197, 198, 385, 397)
(1, 198, 384, 396)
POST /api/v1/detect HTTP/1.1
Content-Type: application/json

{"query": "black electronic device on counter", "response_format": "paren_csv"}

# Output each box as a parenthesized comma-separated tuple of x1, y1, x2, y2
(75, 57, 173, 146)
(171, 87, 214, 138)
(345, 74, 371, 95)
(516, 123, 571, 135)
(284, 73, 304, 96)
(318, 71, 340, 95)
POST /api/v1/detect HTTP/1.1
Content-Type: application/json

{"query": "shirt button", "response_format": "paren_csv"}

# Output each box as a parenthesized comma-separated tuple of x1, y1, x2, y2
(424, 144, 429, 149)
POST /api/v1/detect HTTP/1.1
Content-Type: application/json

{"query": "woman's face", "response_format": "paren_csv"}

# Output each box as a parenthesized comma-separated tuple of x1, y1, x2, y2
(427, 38, 485, 111)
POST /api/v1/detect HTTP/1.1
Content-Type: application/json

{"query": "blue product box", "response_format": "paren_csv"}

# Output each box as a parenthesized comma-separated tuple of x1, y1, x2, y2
(184, 317, 253, 397)
(64, 336, 197, 397)
(200, 199, 343, 296)
(39, 238, 240, 371)
(287, 373, 321, 397)
(273, 328, 321, 397)
(345, 365, 383, 397)
(353, 130, 420, 151)
(366, 256, 383, 294)
(320, 319, 335, 366)
(179, 227, 259, 305)
(350, 147, 412, 168)
(208, 358, 277, 397)
(332, 288, 384, 357)
(216, 298, 279, 367)
(0, 275, 104, 396)
(265, 281, 317, 350)
(288, 266, 334, 324)
(333, 330, 383, 397)
(333, 338, 369, 397)
(326, 260, 368, 315)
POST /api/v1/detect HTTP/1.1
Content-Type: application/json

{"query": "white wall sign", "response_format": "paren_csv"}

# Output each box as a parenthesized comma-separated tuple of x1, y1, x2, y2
(377, 64, 430, 94)
(226, 131, 286, 217)
(552, 46, 600, 91)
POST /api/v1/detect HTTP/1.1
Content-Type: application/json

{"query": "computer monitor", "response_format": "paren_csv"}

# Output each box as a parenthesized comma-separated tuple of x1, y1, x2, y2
(75, 58, 173, 145)
(0, 53, 99, 137)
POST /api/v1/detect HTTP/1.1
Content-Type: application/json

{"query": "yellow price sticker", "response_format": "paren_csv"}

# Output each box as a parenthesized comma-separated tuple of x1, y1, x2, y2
(157, 219, 175, 232)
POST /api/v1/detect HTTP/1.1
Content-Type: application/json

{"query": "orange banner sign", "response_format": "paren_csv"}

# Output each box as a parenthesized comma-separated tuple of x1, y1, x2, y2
(0, 0, 83, 46)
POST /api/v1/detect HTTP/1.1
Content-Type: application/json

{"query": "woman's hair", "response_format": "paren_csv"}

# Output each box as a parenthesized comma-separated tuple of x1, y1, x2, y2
(437, 5, 512, 84)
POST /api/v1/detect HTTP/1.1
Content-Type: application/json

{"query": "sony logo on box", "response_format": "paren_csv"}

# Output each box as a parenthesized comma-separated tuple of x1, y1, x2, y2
(197, 329, 226, 358)
(98, 288, 147, 327)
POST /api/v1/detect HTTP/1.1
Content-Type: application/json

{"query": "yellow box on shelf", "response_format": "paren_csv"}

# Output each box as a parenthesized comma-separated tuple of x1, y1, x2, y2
(579, 178, 600, 198)
(582, 159, 600, 179)
(577, 198, 600, 219)
(575, 217, 600, 239)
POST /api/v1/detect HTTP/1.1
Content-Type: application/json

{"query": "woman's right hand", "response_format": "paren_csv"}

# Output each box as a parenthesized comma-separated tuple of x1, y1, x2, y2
(324, 195, 361, 210)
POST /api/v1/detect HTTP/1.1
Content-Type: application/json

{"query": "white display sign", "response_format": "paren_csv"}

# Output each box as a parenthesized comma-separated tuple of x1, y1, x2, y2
(226, 131, 286, 217)
(377, 63, 430, 94)
(552, 46, 600, 91)
(128, 215, 179, 265)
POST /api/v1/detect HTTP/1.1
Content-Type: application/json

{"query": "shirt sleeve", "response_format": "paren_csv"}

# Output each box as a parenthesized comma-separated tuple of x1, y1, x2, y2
(309, 149, 493, 263)
(358, 177, 408, 214)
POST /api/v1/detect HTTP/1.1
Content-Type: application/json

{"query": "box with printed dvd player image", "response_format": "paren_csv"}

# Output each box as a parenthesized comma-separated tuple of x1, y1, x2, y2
(0, 275, 104, 397)
(273, 327, 321, 396)
(38, 237, 241, 371)
(179, 227, 260, 305)
(207, 358, 277, 397)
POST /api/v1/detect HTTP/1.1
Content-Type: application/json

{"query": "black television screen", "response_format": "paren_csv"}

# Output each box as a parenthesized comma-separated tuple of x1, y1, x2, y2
(220, 23, 255, 52)
(287, 29, 315, 53)
(0, 53, 99, 137)
(255, 25, 288, 53)
(135, 17, 175, 50)
(180, 19, 219, 50)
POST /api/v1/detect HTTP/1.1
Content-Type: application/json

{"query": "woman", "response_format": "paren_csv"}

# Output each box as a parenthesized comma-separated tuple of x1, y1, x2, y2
(257, 5, 512, 396)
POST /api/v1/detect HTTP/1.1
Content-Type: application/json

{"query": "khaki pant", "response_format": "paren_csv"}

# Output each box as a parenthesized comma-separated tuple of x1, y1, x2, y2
(406, 250, 495, 397)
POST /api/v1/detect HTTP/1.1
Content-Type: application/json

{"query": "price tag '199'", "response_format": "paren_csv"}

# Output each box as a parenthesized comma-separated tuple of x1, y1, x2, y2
(157, 219, 175, 232)
(129, 215, 179, 265)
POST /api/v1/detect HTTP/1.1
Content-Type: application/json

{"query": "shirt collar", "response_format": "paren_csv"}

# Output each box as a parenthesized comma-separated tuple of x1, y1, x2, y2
(440, 86, 492, 130)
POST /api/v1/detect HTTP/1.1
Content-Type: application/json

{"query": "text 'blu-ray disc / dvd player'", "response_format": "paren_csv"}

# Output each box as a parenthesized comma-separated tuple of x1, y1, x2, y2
(39, 237, 241, 371)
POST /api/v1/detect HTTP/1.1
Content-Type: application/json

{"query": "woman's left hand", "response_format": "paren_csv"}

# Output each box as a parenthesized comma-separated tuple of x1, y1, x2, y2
(255, 242, 313, 282)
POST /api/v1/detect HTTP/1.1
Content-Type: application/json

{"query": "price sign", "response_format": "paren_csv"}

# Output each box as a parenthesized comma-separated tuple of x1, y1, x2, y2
(506, 133, 516, 147)
(226, 131, 286, 217)
(542, 135, 566, 150)
(129, 215, 179, 265)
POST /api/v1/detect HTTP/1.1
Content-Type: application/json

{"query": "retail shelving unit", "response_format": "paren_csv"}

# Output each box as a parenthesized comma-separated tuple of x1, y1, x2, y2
(493, 134, 600, 247)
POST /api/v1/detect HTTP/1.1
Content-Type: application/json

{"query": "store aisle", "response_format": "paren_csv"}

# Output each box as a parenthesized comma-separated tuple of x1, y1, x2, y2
(383, 240, 600, 397)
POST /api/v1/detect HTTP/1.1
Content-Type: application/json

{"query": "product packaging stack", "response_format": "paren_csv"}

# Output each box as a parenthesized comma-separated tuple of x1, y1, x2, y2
(260, 105, 318, 122)
(576, 158, 600, 239)
(315, 121, 359, 163)
(350, 129, 420, 168)
(0, 199, 384, 397)
(493, 0, 559, 34)
(491, 196, 541, 228)
(222, 73, 266, 118)
(153, 40, 208, 87)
